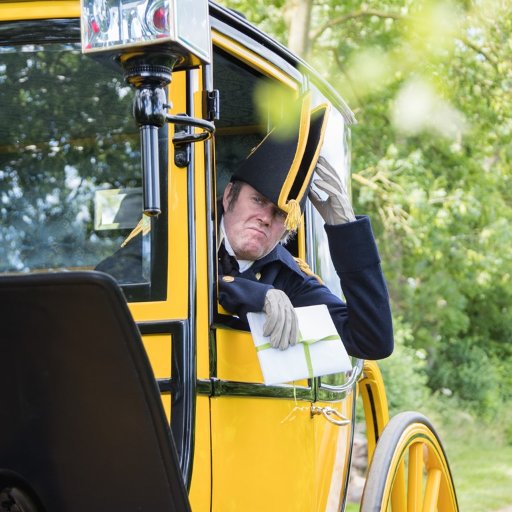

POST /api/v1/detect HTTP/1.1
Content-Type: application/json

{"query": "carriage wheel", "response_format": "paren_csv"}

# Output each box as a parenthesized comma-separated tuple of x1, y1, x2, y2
(360, 411, 458, 512)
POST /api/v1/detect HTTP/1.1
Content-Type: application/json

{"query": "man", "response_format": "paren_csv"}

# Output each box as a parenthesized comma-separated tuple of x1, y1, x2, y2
(217, 98, 393, 361)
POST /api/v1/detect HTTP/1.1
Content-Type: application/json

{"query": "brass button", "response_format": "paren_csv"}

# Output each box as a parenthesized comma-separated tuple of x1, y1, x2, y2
(255, 272, 261, 281)
(222, 276, 235, 282)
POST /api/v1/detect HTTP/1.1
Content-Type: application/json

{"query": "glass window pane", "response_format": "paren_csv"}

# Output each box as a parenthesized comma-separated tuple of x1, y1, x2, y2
(213, 47, 300, 256)
(0, 26, 167, 300)
(308, 103, 352, 297)
(213, 48, 297, 194)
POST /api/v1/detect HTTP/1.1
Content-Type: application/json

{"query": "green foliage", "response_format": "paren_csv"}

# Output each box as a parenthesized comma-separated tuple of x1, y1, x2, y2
(428, 338, 502, 417)
(216, 0, 288, 43)
(378, 316, 431, 414)
(345, 0, 512, 416)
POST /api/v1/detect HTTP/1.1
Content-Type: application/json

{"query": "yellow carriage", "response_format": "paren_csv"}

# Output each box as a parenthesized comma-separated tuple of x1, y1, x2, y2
(0, 1, 458, 510)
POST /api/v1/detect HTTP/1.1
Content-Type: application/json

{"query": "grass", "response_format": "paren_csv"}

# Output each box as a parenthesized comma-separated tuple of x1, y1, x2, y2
(440, 411, 512, 512)
(344, 408, 512, 511)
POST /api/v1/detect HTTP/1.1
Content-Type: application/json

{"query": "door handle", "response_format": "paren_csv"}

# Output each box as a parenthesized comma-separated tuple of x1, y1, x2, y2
(311, 405, 350, 426)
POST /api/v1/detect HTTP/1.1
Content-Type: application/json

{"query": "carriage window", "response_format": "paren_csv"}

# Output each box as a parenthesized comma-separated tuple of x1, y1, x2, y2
(0, 21, 167, 301)
(213, 48, 294, 195)
(212, 48, 299, 259)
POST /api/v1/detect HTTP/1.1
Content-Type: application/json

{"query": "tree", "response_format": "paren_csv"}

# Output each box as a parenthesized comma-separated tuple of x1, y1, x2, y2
(283, 0, 313, 56)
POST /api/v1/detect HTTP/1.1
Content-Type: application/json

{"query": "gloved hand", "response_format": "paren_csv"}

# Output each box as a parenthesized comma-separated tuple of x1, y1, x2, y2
(309, 156, 356, 225)
(263, 289, 299, 350)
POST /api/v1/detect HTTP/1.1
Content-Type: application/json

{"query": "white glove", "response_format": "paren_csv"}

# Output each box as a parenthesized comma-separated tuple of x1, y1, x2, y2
(309, 156, 356, 224)
(263, 289, 299, 351)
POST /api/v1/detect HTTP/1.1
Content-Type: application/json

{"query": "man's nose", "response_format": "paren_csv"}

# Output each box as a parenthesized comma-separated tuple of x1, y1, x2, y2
(258, 205, 273, 225)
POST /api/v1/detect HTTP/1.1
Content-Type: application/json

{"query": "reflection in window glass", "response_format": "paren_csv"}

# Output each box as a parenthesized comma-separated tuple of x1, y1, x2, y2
(311, 205, 342, 298)
(309, 106, 352, 298)
(213, 48, 295, 195)
(0, 40, 154, 289)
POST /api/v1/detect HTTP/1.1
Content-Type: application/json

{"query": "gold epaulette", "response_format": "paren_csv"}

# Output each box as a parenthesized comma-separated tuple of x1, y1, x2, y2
(293, 257, 324, 285)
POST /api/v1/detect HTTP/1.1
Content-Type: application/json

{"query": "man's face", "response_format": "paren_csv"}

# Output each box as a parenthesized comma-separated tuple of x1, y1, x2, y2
(222, 182, 287, 261)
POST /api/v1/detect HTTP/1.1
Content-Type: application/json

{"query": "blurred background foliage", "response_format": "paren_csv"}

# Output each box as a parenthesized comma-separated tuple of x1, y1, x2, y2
(217, 0, 512, 428)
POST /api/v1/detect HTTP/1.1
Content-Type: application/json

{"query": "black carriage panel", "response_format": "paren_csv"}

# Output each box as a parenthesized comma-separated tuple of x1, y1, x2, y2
(0, 271, 190, 511)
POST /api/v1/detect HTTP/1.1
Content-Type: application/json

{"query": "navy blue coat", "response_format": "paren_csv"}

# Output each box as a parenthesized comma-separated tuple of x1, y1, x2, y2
(219, 216, 394, 360)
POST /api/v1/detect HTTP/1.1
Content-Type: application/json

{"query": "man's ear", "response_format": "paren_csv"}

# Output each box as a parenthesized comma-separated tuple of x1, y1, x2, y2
(222, 182, 233, 212)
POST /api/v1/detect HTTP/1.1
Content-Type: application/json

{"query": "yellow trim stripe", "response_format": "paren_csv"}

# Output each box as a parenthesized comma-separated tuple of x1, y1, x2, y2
(0, 1, 79, 20)
(212, 30, 299, 91)
(278, 93, 312, 210)
(293, 103, 331, 204)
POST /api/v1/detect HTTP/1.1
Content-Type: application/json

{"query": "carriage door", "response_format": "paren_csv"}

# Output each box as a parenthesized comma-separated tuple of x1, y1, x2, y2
(208, 40, 321, 511)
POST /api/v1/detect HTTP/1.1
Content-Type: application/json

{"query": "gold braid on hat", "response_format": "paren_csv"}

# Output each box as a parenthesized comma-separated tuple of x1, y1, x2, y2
(284, 199, 302, 231)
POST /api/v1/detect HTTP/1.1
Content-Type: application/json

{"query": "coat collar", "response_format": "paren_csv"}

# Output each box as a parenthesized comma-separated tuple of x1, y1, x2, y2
(248, 242, 303, 277)
(217, 201, 302, 277)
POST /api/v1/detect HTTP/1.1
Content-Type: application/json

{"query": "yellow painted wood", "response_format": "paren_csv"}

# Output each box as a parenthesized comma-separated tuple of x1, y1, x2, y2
(359, 360, 390, 464)
(408, 442, 424, 512)
(216, 328, 263, 382)
(210, 396, 315, 512)
(215, 327, 307, 387)
(187, 66, 213, 512)
(189, 396, 212, 512)
(0, 1, 79, 20)
(313, 395, 354, 512)
(142, 334, 172, 378)
(142, 334, 172, 421)
(190, 66, 211, 381)
(129, 70, 189, 322)
(212, 30, 299, 91)
(422, 468, 441, 512)
(381, 423, 458, 512)
(391, 461, 408, 512)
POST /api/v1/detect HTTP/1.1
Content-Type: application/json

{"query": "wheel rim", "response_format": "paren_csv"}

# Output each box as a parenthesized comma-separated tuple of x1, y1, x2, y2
(382, 425, 455, 511)
(361, 412, 458, 512)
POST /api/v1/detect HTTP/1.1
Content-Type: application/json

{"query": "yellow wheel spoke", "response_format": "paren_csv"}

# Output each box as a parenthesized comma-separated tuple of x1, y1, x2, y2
(391, 460, 407, 511)
(360, 412, 458, 512)
(422, 468, 441, 512)
(407, 442, 424, 512)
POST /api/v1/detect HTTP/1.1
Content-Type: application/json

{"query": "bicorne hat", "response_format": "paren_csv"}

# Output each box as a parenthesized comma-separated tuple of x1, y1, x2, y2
(232, 94, 330, 231)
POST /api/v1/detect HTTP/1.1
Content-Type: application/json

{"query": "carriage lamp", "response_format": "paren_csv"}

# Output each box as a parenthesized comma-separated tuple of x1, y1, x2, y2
(80, 0, 214, 216)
